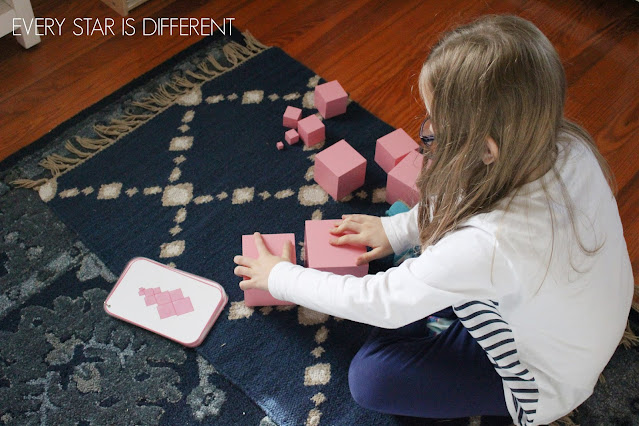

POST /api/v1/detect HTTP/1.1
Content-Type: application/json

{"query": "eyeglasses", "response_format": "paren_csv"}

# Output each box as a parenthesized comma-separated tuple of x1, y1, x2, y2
(419, 115, 435, 147)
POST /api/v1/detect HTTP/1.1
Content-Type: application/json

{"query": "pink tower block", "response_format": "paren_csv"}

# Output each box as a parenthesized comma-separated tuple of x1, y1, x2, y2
(374, 128, 420, 173)
(304, 220, 368, 277)
(276, 141, 285, 150)
(157, 303, 176, 319)
(242, 233, 297, 307)
(169, 289, 184, 301)
(314, 80, 348, 119)
(173, 297, 195, 315)
(314, 139, 366, 200)
(283, 106, 302, 129)
(143, 288, 155, 297)
(285, 129, 299, 145)
(144, 294, 157, 306)
(155, 291, 172, 305)
(386, 150, 423, 207)
(297, 115, 325, 147)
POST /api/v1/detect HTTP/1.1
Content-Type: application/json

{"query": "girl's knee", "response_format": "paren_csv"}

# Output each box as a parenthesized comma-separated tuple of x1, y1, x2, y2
(348, 351, 385, 411)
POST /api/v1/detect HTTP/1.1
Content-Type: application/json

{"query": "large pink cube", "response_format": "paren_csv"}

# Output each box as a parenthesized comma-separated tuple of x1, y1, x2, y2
(314, 80, 348, 119)
(386, 150, 423, 207)
(297, 115, 325, 147)
(242, 233, 297, 307)
(283, 106, 302, 129)
(314, 139, 366, 200)
(304, 220, 368, 277)
(375, 128, 420, 173)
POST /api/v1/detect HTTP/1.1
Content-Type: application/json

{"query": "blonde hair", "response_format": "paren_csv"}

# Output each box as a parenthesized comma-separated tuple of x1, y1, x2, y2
(416, 15, 615, 249)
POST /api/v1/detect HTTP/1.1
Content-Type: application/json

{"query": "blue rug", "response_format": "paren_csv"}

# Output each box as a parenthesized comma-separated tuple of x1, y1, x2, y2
(11, 29, 638, 426)
(16, 30, 417, 425)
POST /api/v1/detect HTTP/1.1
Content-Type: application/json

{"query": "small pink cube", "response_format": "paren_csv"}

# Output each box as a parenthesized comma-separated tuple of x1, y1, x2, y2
(386, 150, 423, 207)
(314, 139, 366, 200)
(173, 297, 195, 315)
(315, 80, 348, 119)
(169, 289, 184, 301)
(152, 287, 161, 294)
(242, 234, 297, 307)
(304, 220, 368, 277)
(144, 288, 155, 297)
(283, 106, 302, 129)
(285, 129, 299, 145)
(155, 291, 172, 305)
(138, 287, 145, 296)
(144, 294, 157, 306)
(297, 115, 325, 147)
(375, 128, 420, 173)
(276, 141, 284, 150)
(157, 303, 176, 319)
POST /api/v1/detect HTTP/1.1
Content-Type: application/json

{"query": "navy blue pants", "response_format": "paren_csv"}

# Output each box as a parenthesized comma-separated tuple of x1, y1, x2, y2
(348, 308, 510, 419)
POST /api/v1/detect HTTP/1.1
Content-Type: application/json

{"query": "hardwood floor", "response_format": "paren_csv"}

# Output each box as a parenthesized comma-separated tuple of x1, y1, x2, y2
(1, 0, 637, 283)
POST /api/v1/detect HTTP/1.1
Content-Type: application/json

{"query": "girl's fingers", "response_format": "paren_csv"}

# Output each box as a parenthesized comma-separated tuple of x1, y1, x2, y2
(330, 233, 364, 247)
(330, 220, 362, 235)
(281, 240, 293, 261)
(239, 279, 254, 290)
(254, 232, 273, 257)
(356, 247, 383, 266)
(234, 255, 255, 268)
(234, 265, 252, 278)
(343, 214, 368, 223)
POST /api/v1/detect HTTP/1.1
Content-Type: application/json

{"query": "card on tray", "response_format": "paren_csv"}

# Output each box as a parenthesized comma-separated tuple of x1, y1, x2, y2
(104, 257, 228, 347)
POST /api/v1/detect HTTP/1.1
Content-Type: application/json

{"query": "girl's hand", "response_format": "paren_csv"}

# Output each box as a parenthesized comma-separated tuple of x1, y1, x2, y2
(233, 232, 294, 292)
(329, 214, 393, 266)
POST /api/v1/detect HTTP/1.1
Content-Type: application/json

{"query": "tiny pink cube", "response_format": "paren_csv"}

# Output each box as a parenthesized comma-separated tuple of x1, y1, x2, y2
(304, 220, 368, 277)
(276, 141, 284, 150)
(169, 289, 184, 301)
(155, 291, 172, 305)
(144, 294, 157, 306)
(314, 80, 348, 119)
(242, 233, 297, 307)
(314, 139, 366, 200)
(297, 115, 325, 147)
(386, 150, 423, 207)
(157, 303, 176, 319)
(375, 128, 420, 173)
(285, 129, 299, 145)
(283, 106, 302, 129)
(173, 297, 195, 315)
(138, 287, 145, 296)
(143, 288, 155, 297)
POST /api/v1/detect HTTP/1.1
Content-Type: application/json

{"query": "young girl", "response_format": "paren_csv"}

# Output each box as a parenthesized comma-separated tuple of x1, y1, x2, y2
(233, 15, 633, 425)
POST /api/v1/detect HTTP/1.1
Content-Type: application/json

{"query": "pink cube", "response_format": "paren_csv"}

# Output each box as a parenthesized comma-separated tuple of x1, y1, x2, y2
(138, 287, 145, 296)
(144, 288, 155, 297)
(386, 150, 423, 207)
(155, 291, 172, 305)
(297, 115, 325, 147)
(276, 141, 284, 150)
(285, 129, 299, 145)
(315, 80, 348, 119)
(169, 289, 184, 301)
(283, 106, 302, 129)
(375, 128, 420, 173)
(242, 233, 297, 307)
(144, 294, 157, 306)
(314, 139, 366, 200)
(304, 220, 368, 277)
(173, 297, 195, 315)
(152, 287, 161, 294)
(157, 303, 176, 319)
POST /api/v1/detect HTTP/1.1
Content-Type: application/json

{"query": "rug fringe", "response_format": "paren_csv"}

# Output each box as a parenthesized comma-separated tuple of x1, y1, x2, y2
(632, 283, 639, 313)
(620, 321, 639, 349)
(549, 412, 579, 426)
(11, 31, 269, 192)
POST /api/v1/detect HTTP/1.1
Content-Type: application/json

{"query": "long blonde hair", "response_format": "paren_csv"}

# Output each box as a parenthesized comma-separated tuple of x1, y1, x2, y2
(416, 15, 615, 249)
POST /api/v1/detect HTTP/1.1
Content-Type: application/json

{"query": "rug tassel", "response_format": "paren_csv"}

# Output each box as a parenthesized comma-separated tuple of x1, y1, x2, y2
(620, 321, 639, 349)
(549, 412, 578, 426)
(11, 30, 270, 189)
(11, 178, 49, 189)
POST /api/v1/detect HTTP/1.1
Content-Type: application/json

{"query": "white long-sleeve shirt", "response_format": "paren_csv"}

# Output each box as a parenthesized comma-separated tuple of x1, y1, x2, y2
(268, 136, 633, 425)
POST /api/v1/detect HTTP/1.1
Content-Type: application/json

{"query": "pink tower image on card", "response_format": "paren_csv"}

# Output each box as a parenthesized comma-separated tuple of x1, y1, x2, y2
(138, 287, 195, 319)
